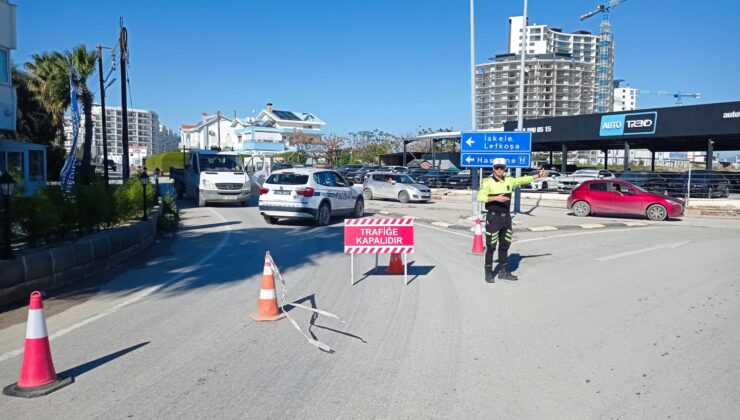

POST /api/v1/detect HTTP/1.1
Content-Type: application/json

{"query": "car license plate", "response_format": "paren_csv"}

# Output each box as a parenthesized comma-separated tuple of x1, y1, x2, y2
(274, 190, 291, 195)
(449, 181, 457, 184)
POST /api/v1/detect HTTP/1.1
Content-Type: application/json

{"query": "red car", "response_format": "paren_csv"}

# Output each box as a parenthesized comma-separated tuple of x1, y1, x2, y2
(567, 180, 684, 221)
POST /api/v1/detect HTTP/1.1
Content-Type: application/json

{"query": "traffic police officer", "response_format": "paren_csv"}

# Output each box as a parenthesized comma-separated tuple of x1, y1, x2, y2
(477, 158, 549, 283)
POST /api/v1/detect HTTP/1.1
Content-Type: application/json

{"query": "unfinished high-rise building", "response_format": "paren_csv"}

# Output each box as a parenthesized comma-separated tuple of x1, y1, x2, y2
(475, 16, 603, 130)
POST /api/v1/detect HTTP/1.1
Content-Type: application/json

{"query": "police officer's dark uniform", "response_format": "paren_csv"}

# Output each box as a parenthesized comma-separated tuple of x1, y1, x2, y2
(477, 159, 548, 283)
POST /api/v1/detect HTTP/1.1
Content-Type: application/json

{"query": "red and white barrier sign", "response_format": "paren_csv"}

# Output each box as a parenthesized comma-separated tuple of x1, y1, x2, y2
(344, 218, 414, 254)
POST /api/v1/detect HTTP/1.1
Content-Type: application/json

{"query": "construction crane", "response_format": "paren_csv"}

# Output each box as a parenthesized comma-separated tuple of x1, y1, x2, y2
(580, 0, 628, 113)
(638, 90, 701, 106)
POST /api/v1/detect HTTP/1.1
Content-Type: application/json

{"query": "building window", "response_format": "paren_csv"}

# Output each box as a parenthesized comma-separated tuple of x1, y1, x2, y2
(0, 48, 9, 84)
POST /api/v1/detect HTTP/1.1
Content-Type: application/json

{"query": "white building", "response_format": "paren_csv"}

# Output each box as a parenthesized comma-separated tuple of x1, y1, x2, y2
(181, 104, 326, 155)
(235, 103, 325, 154)
(179, 112, 238, 151)
(64, 105, 177, 165)
(0, 0, 17, 132)
(613, 86, 637, 111)
(475, 16, 602, 130)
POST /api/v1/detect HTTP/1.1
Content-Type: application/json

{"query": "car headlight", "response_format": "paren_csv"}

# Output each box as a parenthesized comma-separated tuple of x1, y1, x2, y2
(202, 179, 216, 189)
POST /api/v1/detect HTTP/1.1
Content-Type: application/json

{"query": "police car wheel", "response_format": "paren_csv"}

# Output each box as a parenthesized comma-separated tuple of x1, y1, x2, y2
(315, 202, 331, 226)
(351, 198, 364, 218)
(263, 215, 278, 224)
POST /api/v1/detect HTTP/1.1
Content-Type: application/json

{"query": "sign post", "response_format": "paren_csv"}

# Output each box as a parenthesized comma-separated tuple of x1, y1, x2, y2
(460, 131, 533, 213)
(344, 218, 415, 285)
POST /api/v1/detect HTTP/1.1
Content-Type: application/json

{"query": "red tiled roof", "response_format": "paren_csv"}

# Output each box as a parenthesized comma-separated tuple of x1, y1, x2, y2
(180, 124, 196, 129)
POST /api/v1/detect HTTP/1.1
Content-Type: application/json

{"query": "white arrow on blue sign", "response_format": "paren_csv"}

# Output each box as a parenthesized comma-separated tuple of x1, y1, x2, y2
(460, 131, 532, 153)
(461, 153, 531, 168)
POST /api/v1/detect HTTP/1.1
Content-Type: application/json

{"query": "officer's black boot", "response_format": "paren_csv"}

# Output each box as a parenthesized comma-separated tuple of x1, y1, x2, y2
(498, 265, 518, 281)
(484, 265, 495, 283)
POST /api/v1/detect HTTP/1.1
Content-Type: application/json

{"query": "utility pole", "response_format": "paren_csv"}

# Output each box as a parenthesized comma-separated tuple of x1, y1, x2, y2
(97, 45, 109, 188)
(119, 19, 130, 180)
(217, 111, 221, 148)
(470, 0, 480, 216)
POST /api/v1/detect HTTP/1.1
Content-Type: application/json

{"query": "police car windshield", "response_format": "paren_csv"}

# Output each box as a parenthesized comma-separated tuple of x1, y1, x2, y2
(199, 155, 242, 171)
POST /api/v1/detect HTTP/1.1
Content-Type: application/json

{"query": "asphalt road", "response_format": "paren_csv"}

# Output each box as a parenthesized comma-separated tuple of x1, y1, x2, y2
(1, 198, 738, 419)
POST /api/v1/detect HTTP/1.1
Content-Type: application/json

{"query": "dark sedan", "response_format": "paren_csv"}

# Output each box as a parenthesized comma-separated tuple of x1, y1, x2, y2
(416, 170, 454, 188)
(616, 171, 667, 195)
(666, 170, 730, 198)
(445, 170, 472, 189)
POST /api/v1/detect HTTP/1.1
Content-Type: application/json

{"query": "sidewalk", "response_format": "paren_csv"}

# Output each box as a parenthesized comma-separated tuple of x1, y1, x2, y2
(365, 189, 738, 234)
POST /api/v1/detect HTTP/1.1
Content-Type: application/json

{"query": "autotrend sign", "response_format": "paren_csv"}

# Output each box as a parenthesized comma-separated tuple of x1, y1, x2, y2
(460, 131, 532, 168)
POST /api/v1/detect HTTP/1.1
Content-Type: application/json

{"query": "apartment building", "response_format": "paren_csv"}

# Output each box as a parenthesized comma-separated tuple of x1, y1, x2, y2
(64, 105, 179, 165)
(613, 86, 637, 111)
(0, 0, 17, 132)
(475, 16, 602, 130)
(475, 52, 597, 130)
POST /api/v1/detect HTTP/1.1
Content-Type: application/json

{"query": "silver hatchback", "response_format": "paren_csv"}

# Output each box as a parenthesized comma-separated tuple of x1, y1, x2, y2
(362, 172, 432, 203)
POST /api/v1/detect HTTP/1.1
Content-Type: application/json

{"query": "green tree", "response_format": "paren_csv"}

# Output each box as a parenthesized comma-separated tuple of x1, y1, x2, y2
(24, 51, 69, 132)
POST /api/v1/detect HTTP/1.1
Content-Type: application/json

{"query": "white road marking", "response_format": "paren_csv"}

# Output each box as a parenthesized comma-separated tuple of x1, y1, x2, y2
(580, 224, 605, 229)
(0, 207, 232, 363)
(529, 226, 558, 232)
(431, 222, 451, 228)
(595, 240, 691, 262)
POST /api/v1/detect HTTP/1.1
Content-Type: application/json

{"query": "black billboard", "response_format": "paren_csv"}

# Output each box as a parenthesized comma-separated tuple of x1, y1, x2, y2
(502, 101, 740, 151)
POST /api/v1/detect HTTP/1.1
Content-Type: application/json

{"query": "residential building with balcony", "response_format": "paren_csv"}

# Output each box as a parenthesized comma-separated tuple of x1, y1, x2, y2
(0, 0, 17, 132)
(64, 105, 176, 165)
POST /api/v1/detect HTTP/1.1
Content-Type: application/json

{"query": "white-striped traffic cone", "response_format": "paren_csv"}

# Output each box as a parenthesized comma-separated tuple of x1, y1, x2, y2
(3, 291, 73, 398)
(250, 253, 287, 322)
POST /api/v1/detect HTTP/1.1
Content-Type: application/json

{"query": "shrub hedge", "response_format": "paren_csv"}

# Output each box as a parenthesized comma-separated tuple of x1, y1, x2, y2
(8, 176, 172, 248)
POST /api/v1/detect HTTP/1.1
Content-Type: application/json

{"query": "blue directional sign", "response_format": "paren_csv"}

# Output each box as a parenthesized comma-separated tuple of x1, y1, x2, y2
(461, 153, 531, 168)
(460, 131, 532, 168)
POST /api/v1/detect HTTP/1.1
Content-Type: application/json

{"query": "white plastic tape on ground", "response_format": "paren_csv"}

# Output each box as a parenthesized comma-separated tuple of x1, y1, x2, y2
(266, 252, 344, 353)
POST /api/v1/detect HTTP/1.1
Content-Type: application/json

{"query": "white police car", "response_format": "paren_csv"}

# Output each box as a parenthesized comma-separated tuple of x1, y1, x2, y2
(258, 168, 364, 225)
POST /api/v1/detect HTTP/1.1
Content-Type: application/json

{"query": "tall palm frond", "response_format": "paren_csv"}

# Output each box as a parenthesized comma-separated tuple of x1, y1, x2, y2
(24, 52, 69, 130)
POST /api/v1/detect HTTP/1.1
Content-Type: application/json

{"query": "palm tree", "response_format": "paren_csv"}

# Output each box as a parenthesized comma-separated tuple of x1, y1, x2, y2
(24, 51, 69, 133)
(66, 45, 98, 183)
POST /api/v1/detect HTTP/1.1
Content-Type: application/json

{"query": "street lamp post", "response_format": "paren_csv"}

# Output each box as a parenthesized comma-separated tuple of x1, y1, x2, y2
(153, 167, 161, 201)
(139, 169, 149, 221)
(514, 0, 529, 214)
(1, 172, 17, 260)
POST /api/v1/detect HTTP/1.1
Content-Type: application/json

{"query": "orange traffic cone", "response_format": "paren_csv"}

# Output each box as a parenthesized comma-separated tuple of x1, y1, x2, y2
(471, 217, 485, 254)
(3, 291, 73, 398)
(251, 253, 287, 322)
(385, 253, 405, 274)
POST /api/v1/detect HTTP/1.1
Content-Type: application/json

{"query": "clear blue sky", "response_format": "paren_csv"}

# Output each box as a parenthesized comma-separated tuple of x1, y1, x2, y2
(12, 0, 740, 150)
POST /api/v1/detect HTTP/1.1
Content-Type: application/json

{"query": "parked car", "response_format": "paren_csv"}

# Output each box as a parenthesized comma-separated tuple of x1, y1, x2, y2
(665, 170, 731, 198)
(557, 169, 615, 192)
(377, 165, 408, 173)
(362, 172, 431, 203)
(407, 168, 429, 182)
(720, 171, 740, 193)
(567, 180, 684, 221)
(615, 171, 667, 195)
(258, 168, 364, 225)
(335, 164, 363, 178)
(348, 166, 380, 183)
(524, 170, 561, 191)
(446, 170, 472, 189)
(416, 170, 454, 188)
